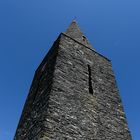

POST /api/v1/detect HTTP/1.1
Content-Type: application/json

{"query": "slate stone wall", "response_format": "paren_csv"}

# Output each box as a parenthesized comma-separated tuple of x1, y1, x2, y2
(40, 34, 131, 140)
(14, 33, 132, 140)
(14, 36, 61, 140)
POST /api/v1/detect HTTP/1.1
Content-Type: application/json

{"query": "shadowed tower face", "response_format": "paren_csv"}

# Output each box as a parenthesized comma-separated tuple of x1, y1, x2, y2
(14, 21, 132, 140)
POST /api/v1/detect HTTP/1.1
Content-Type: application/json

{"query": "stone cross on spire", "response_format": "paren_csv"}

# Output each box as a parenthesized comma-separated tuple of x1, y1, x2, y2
(65, 20, 93, 49)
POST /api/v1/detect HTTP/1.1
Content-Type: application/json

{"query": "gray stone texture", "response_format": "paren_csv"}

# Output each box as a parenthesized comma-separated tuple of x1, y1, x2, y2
(14, 21, 132, 140)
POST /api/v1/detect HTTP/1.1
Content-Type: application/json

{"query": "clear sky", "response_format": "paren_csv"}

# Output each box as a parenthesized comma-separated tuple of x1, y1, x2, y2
(0, 0, 140, 139)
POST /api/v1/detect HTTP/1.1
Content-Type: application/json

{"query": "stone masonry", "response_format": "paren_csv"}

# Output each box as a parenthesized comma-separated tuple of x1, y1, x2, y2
(14, 21, 132, 140)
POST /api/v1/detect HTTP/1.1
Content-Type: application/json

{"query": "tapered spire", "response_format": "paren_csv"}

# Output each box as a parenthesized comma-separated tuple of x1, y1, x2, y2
(65, 20, 93, 49)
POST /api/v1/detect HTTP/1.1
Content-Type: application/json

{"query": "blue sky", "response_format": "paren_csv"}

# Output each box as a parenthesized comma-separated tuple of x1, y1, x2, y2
(0, 0, 140, 139)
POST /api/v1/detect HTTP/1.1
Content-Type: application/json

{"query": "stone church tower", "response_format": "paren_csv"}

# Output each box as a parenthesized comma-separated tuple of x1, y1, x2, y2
(14, 21, 132, 140)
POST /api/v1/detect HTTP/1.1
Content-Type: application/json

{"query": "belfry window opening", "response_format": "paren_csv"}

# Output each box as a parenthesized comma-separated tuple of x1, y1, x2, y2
(82, 35, 86, 42)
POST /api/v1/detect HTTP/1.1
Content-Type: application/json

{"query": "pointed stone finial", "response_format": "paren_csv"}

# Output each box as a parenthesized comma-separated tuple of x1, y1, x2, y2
(65, 21, 93, 49)
(73, 16, 77, 22)
(72, 19, 76, 23)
